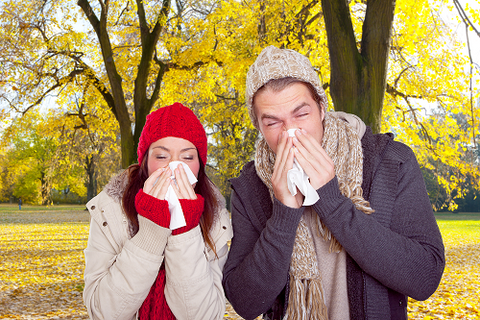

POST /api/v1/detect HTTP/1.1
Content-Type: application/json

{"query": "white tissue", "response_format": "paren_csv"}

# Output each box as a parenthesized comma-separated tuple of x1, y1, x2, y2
(165, 161, 198, 230)
(286, 129, 320, 206)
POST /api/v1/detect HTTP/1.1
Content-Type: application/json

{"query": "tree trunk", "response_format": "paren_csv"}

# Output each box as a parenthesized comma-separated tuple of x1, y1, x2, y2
(78, 0, 135, 167)
(321, 0, 395, 133)
(40, 171, 51, 205)
(78, 0, 171, 167)
(85, 155, 96, 201)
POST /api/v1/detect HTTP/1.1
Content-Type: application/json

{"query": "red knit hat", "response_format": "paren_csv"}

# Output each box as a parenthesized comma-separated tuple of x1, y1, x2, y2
(137, 103, 207, 165)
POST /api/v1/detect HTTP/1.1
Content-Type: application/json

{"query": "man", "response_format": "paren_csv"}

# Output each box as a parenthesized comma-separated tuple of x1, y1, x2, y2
(222, 46, 445, 320)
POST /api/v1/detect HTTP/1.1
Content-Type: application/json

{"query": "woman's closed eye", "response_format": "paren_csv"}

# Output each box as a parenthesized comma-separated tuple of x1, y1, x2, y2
(181, 154, 196, 161)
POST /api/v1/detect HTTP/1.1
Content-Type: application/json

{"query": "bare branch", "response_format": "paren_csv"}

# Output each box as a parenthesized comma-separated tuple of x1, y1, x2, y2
(394, 66, 413, 88)
(164, 59, 223, 70)
(21, 68, 83, 115)
(386, 83, 424, 100)
(135, 0, 149, 44)
(453, 0, 480, 37)
(114, 1, 131, 26)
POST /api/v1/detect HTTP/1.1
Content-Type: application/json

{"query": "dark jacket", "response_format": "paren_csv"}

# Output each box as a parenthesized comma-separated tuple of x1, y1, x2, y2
(222, 128, 445, 320)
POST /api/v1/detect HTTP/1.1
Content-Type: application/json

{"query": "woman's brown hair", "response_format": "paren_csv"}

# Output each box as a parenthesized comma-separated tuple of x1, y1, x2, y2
(122, 151, 219, 254)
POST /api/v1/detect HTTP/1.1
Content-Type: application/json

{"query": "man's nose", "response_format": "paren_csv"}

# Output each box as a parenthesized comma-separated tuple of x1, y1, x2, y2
(283, 120, 298, 132)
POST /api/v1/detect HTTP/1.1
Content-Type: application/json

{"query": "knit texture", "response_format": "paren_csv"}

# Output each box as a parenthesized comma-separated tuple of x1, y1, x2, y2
(135, 189, 170, 228)
(172, 195, 205, 235)
(255, 112, 373, 319)
(137, 102, 207, 165)
(138, 267, 176, 320)
(284, 217, 329, 320)
(245, 46, 328, 130)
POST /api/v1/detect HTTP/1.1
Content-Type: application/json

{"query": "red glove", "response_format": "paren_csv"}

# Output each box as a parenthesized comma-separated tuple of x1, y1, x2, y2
(172, 195, 205, 235)
(135, 189, 170, 228)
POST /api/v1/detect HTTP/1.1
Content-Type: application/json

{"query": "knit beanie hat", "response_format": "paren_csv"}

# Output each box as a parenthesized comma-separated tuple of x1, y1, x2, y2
(137, 102, 207, 165)
(245, 46, 328, 129)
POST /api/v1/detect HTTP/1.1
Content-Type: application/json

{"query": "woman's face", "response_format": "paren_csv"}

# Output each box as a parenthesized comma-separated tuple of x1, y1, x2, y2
(146, 137, 200, 178)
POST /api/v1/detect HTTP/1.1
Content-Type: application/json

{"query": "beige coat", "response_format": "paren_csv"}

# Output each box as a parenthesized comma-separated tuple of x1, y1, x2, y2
(83, 171, 233, 320)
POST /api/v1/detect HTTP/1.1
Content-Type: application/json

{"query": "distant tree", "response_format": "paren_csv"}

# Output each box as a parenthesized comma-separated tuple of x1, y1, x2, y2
(52, 91, 122, 201)
(0, 113, 57, 204)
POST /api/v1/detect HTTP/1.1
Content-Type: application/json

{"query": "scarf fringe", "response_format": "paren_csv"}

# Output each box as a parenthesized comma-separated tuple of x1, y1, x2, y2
(284, 277, 329, 320)
(309, 278, 329, 320)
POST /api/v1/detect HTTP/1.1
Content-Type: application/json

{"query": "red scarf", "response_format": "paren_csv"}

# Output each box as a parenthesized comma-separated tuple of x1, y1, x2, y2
(138, 266, 176, 320)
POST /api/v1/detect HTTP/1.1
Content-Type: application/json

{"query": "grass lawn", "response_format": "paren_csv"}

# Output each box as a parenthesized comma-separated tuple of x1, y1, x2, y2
(0, 204, 479, 319)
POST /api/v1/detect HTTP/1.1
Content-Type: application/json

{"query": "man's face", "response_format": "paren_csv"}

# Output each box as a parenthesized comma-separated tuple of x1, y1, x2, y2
(254, 82, 325, 154)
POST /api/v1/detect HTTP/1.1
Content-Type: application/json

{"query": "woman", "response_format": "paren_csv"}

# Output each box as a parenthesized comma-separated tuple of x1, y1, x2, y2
(83, 103, 233, 320)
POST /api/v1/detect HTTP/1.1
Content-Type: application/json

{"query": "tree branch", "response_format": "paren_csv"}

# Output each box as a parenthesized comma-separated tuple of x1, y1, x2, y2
(114, 1, 131, 26)
(21, 67, 84, 115)
(77, 0, 101, 34)
(386, 83, 423, 100)
(135, 0, 149, 44)
(453, 0, 480, 37)
(149, 56, 167, 107)
(50, 49, 117, 118)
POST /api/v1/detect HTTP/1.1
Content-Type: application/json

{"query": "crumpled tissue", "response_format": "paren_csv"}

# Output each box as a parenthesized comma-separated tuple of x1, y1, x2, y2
(286, 129, 320, 206)
(164, 161, 198, 230)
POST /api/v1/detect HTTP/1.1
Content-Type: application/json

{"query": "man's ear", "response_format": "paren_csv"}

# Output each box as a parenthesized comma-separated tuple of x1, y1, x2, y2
(320, 104, 326, 122)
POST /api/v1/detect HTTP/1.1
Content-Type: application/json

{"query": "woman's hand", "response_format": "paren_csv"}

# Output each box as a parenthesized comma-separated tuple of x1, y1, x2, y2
(143, 163, 197, 200)
(143, 167, 172, 200)
(171, 163, 197, 200)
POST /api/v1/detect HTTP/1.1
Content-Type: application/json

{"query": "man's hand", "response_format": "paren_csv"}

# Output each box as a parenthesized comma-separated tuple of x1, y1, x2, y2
(292, 129, 335, 190)
(271, 131, 304, 208)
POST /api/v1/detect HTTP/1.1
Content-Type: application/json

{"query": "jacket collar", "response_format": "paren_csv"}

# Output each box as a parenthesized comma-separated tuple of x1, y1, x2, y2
(104, 170, 129, 203)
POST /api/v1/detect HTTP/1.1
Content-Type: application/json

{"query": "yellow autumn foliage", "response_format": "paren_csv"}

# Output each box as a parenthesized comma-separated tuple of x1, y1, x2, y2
(0, 0, 479, 206)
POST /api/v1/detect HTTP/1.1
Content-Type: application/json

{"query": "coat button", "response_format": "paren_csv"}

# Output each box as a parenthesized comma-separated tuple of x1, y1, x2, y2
(222, 226, 227, 230)
(103, 221, 108, 227)
(91, 205, 96, 210)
